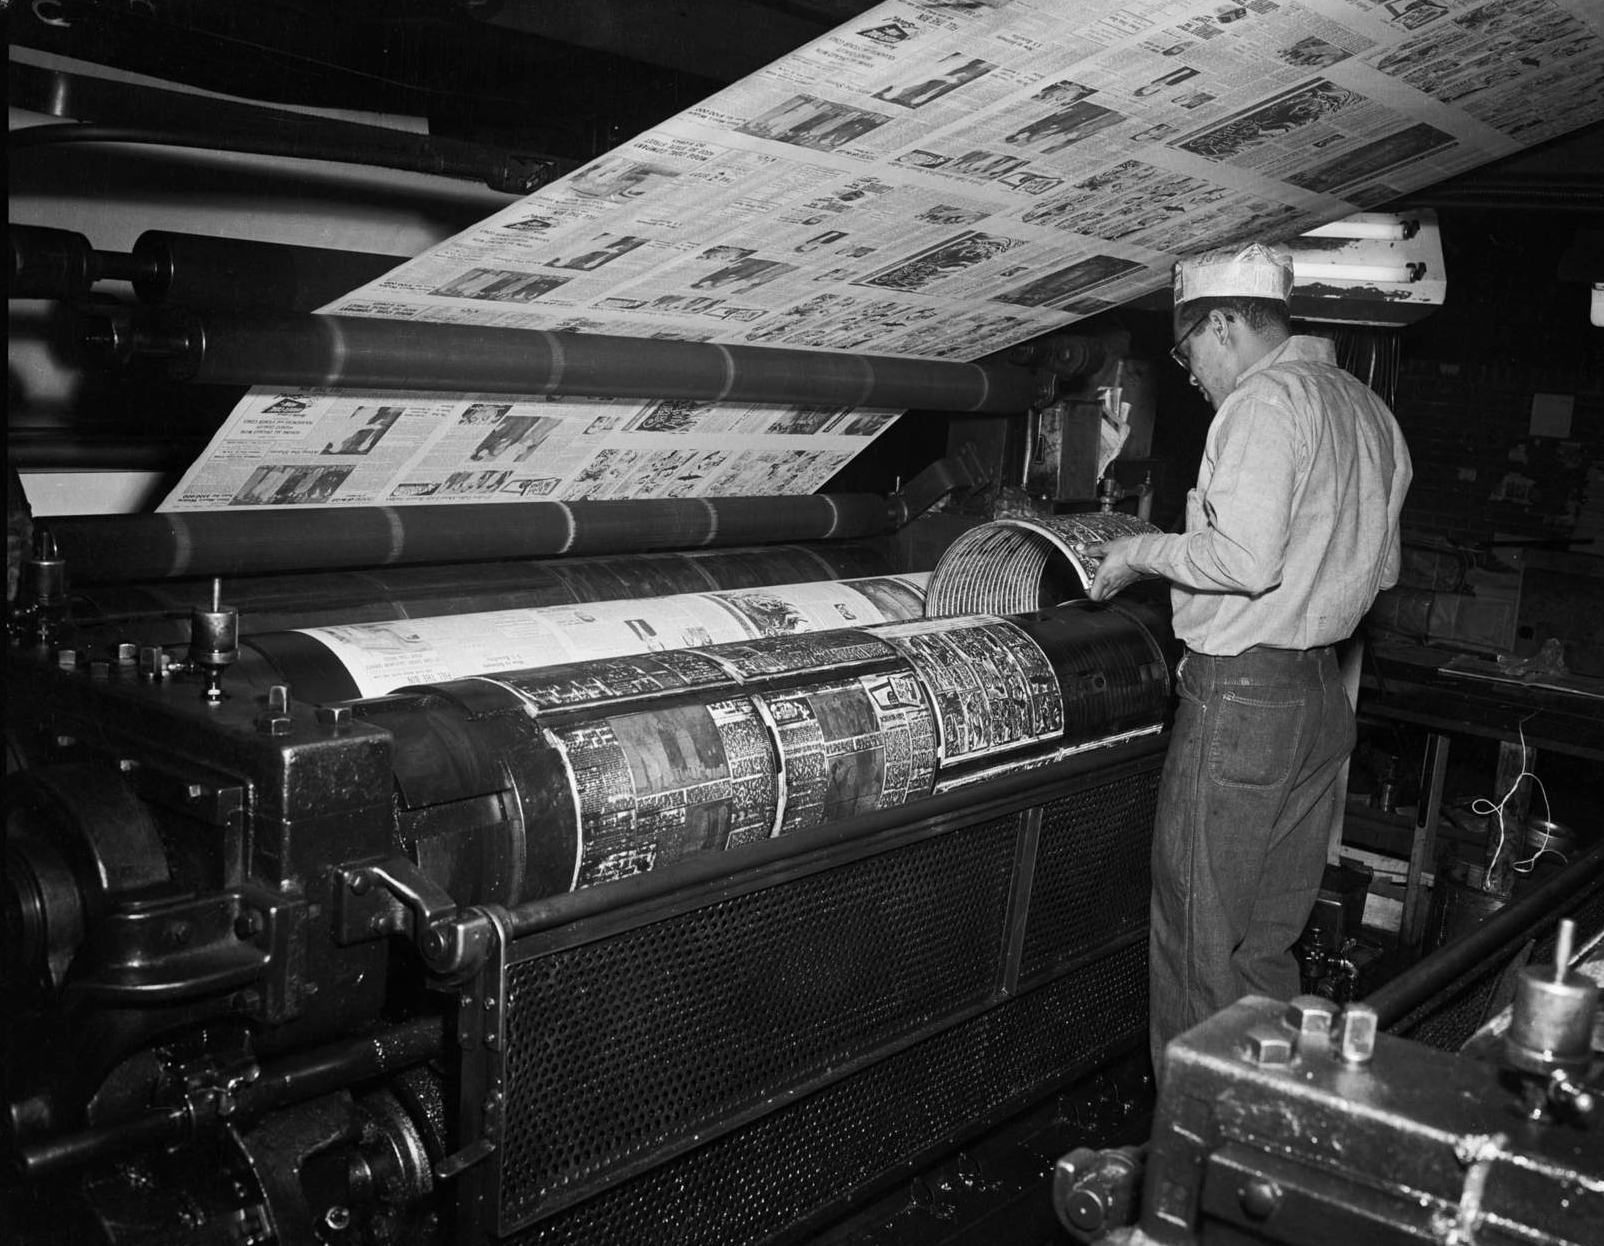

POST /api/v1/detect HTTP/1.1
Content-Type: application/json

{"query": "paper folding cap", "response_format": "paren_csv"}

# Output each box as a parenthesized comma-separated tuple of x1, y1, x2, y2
(1172, 242, 1294, 307)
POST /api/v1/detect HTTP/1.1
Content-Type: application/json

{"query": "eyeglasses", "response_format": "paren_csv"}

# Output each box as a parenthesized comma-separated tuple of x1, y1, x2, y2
(1170, 317, 1206, 372)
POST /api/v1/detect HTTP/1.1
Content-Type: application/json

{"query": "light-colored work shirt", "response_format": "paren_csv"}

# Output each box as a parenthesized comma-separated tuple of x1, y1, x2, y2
(1122, 335, 1411, 656)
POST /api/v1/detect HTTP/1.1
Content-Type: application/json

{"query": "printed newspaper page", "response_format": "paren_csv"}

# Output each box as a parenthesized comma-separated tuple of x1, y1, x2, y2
(160, 389, 900, 509)
(293, 572, 930, 697)
(165, 0, 1604, 511)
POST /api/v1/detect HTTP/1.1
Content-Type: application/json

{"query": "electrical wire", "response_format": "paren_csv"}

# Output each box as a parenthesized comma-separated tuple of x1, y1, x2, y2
(1468, 715, 1558, 877)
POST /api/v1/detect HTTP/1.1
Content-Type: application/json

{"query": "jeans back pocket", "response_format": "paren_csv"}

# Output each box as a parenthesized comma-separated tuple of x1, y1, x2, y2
(1206, 690, 1306, 789)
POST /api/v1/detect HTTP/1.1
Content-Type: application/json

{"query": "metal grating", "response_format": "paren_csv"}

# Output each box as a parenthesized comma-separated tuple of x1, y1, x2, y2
(1018, 770, 1158, 982)
(498, 815, 1022, 1226)
(501, 939, 1147, 1246)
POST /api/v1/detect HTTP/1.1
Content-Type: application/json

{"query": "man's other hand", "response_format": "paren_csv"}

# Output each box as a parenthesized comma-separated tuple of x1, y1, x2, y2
(1085, 537, 1142, 601)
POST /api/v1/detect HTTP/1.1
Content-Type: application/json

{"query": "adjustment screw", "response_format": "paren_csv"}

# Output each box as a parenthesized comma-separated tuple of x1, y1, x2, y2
(1240, 1177, 1281, 1220)
(56, 648, 78, 671)
(116, 642, 138, 667)
(266, 684, 292, 714)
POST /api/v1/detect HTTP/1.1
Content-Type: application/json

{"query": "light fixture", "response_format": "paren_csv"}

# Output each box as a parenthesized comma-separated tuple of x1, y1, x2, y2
(1301, 213, 1418, 241)
(1293, 260, 1427, 284)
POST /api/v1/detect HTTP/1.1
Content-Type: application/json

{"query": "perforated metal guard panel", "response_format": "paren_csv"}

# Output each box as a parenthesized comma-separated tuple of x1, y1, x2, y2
(501, 940, 1146, 1246)
(498, 815, 1022, 1229)
(1019, 773, 1158, 983)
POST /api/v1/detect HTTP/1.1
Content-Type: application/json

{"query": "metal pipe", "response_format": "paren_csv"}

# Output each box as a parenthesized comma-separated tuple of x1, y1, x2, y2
(1366, 838, 1604, 1030)
(44, 494, 896, 584)
(229, 1014, 445, 1117)
(87, 309, 1039, 413)
(15, 1016, 445, 1178)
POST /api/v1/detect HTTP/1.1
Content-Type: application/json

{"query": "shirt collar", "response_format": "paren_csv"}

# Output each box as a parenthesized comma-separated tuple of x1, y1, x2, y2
(1237, 334, 1337, 384)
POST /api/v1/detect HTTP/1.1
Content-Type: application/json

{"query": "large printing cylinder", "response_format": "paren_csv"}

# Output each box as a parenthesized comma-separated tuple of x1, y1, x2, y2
(242, 571, 933, 700)
(355, 600, 1168, 902)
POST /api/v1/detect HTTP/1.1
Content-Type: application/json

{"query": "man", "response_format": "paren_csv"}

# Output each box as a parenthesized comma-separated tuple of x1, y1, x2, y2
(1085, 241, 1411, 1073)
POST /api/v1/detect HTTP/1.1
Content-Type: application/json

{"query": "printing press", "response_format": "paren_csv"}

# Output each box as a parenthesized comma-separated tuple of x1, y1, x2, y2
(6, 394, 1189, 1246)
(7, 256, 1603, 1246)
(9, 4, 1604, 1240)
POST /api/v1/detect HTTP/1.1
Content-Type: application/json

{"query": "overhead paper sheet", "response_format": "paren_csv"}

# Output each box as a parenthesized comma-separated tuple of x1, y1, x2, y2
(163, 0, 1604, 512)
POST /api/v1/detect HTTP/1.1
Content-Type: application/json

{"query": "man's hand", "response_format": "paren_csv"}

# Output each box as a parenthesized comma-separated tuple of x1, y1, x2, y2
(1084, 536, 1142, 601)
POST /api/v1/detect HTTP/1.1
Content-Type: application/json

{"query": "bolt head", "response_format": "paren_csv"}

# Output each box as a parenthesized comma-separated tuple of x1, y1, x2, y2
(316, 704, 352, 730)
(1244, 1024, 1293, 1066)
(1239, 1176, 1281, 1220)
(1284, 994, 1339, 1055)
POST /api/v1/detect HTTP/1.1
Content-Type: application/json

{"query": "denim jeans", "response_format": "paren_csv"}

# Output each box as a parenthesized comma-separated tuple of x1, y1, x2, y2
(1149, 645, 1355, 1074)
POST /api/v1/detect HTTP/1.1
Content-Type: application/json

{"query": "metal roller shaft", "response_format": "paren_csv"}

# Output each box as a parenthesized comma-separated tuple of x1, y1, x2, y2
(11, 225, 404, 311)
(90, 309, 1038, 413)
(44, 494, 896, 584)
(132, 231, 406, 312)
(70, 543, 894, 637)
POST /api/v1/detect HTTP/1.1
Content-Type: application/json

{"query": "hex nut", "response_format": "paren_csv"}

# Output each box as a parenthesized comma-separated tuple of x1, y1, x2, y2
(1284, 994, 1338, 1055)
(1244, 1024, 1293, 1066)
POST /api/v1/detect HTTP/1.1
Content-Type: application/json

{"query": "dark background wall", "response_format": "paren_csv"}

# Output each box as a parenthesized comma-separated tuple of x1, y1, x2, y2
(1393, 212, 1602, 548)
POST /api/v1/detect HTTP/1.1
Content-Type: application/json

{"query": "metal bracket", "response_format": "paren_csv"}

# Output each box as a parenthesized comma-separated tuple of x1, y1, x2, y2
(889, 442, 994, 525)
(333, 857, 491, 981)
(445, 906, 512, 1242)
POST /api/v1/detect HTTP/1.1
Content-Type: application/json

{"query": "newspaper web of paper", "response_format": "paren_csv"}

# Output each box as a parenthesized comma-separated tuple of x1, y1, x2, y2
(162, 0, 1604, 511)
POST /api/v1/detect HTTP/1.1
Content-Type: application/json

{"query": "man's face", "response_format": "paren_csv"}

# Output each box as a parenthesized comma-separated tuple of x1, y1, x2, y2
(1172, 313, 1233, 409)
